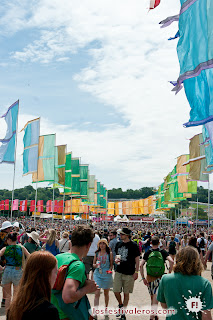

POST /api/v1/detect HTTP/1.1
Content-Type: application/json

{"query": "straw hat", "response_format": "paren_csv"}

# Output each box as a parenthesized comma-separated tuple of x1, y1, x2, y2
(97, 238, 109, 248)
(27, 231, 40, 245)
(1, 221, 13, 230)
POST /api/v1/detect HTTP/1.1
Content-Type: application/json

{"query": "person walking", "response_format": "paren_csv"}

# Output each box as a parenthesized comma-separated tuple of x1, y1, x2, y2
(93, 238, 113, 320)
(83, 228, 100, 279)
(39, 229, 60, 256)
(0, 232, 30, 309)
(24, 231, 41, 253)
(113, 228, 140, 320)
(7, 251, 59, 320)
(51, 225, 99, 320)
(59, 232, 71, 253)
(140, 236, 174, 320)
(157, 246, 213, 319)
(109, 230, 119, 266)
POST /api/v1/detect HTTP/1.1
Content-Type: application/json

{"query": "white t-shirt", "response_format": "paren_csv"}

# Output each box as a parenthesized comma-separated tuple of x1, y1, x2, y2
(87, 234, 100, 256)
(59, 238, 70, 253)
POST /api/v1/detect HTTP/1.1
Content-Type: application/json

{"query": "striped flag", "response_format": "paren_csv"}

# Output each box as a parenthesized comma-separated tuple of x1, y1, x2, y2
(150, 0, 161, 9)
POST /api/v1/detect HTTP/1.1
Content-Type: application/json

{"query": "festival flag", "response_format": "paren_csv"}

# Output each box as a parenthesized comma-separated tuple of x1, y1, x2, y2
(21, 118, 40, 175)
(37, 200, 43, 212)
(0, 200, 4, 211)
(108, 202, 115, 215)
(20, 200, 27, 212)
(30, 200, 35, 212)
(5, 199, 9, 210)
(169, 1, 213, 127)
(64, 200, 71, 214)
(46, 200, 52, 213)
(71, 158, 80, 196)
(32, 134, 55, 183)
(12, 199, 19, 211)
(80, 164, 89, 198)
(150, 0, 160, 9)
(55, 145, 66, 186)
(0, 101, 19, 164)
(57, 200, 63, 214)
(94, 179, 98, 206)
(64, 152, 72, 194)
(97, 182, 101, 206)
(88, 175, 95, 204)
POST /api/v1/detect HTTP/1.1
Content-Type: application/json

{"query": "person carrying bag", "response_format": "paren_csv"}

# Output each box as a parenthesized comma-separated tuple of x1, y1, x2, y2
(51, 225, 99, 320)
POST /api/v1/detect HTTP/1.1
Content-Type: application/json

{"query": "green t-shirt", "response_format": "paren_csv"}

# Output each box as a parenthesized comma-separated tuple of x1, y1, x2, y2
(24, 242, 41, 254)
(157, 272, 213, 319)
(51, 253, 86, 319)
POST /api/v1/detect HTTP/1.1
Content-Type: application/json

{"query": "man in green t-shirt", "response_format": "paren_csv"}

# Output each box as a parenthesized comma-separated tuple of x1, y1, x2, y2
(157, 246, 213, 320)
(51, 225, 99, 320)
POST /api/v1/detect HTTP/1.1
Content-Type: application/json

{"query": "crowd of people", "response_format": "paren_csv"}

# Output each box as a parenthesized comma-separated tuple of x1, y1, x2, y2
(0, 216, 212, 319)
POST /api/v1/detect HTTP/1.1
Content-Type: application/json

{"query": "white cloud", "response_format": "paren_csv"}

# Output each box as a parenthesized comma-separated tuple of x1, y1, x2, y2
(0, 0, 203, 191)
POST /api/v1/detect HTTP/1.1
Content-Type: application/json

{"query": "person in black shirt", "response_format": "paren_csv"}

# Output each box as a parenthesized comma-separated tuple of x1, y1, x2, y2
(113, 228, 140, 320)
(140, 236, 174, 320)
(7, 251, 59, 320)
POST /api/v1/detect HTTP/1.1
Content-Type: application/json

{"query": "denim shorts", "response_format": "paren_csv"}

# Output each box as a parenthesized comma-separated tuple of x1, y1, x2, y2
(2, 266, 23, 286)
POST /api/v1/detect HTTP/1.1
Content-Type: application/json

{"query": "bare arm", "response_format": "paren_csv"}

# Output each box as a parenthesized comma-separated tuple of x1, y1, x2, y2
(62, 278, 98, 304)
(69, 240, 72, 251)
(166, 255, 174, 273)
(93, 254, 97, 269)
(140, 258, 148, 286)
(202, 310, 212, 320)
(22, 246, 30, 258)
(110, 252, 113, 270)
(160, 302, 167, 309)
(0, 247, 6, 257)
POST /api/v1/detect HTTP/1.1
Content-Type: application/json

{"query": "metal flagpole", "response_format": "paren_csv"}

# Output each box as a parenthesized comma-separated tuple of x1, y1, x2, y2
(34, 118, 40, 227)
(11, 100, 19, 221)
(208, 180, 210, 236)
(70, 196, 73, 229)
(181, 203, 183, 234)
(62, 192, 65, 228)
(175, 209, 176, 232)
(52, 136, 56, 225)
(196, 198, 198, 233)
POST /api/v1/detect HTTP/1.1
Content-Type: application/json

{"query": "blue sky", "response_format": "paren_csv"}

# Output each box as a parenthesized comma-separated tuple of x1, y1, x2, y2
(0, 0, 203, 191)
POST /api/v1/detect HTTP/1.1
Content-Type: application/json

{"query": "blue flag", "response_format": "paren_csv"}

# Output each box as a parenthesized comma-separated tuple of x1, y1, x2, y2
(21, 117, 40, 175)
(0, 101, 19, 164)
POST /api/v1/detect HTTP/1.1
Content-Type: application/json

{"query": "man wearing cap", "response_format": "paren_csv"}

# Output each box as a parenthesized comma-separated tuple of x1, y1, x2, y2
(113, 227, 140, 320)
(24, 231, 41, 253)
(0, 221, 13, 307)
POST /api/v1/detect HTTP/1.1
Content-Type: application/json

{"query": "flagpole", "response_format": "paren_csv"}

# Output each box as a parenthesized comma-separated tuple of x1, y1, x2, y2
(34, 118, 40, 227)
(62, 192, 65, 227)
(70, 195, 73, 229)
(52, 135, 56, 225)
(208, 180, 210, 236)
(11, 100, 19, 221)
(196, 197, 198, 233)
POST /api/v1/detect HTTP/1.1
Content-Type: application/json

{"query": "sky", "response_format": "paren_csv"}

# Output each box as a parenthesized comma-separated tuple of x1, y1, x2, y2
(0, 0, 203, 192)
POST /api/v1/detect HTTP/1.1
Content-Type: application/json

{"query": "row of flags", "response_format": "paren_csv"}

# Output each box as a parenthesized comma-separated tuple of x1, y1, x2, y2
(0, 101, 108, 211)
(107, 196, 155, 216)
(0, 198, 103, 214)
(155, 122, 213, 211)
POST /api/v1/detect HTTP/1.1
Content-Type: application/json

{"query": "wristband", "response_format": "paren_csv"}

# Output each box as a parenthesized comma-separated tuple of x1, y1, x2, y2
(135, 271, 139, 273)
(141, 277, 145, 280)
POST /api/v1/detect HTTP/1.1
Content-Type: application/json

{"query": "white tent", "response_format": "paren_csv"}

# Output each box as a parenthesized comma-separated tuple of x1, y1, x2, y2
(114, 215, 122, 222)
(122, 215, 129, 222)
(74, 216, 82, 221)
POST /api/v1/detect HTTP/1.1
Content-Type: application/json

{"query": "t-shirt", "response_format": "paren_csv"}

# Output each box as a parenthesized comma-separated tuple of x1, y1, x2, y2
(51, 253, 87, 319)
(115, 241, 140, 275)
(143, 248, 169, 262)
(5, 245, 22, 267)
(21, 300, 59, 320)
(24, 242, 41, 254)
(157, 272, 213, 319)
(197, 237, 207, 250)
(87, 234, 100, 256)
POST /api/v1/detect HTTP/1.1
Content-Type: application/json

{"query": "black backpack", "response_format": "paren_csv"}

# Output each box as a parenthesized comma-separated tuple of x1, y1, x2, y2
(199, 237, 205, 249)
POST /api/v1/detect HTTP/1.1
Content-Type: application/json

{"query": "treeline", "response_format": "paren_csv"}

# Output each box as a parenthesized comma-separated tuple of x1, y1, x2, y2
(0, 185, 212, 203)
(108, 187, 155, 199)
(0, 185, 63, 203)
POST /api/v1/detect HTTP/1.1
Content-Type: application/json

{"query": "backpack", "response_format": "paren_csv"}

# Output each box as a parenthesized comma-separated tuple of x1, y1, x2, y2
(53, 259, 78, 291)
(146, 250, 165, 277)
(169, 241, 176, 250)
(199, 237, 205, 249)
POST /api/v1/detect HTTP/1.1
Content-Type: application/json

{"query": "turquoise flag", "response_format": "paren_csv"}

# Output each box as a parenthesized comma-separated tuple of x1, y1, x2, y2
(0, 101, 19, 163)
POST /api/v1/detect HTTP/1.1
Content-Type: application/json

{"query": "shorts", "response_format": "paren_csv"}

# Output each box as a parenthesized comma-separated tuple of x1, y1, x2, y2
(147, 279, 161, 296)
(83, 256, 95, 274)
(2, 266, 23, 286)
(113, 272, 135, 293)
